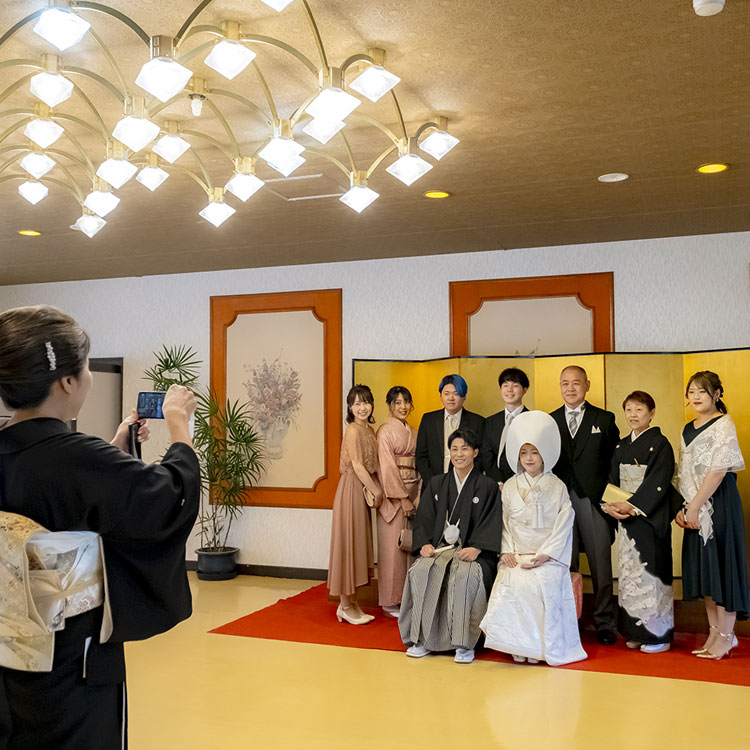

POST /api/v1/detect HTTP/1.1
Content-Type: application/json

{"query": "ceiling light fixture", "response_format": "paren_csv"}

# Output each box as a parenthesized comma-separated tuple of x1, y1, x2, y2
(33, 6, 91, 51)
(199, 188, 236, 227)
(83, 181, 120, 217)
(29, 55, 74, 108)
(18, 180, 49, 204)
(71, 211, 106, 237)
(24, 118, 64, 149)
(20, 152, 56, 179)
(112, 114, 160, 153)
(259, 122, 306, 176)
(259, 0, 296, 12)
(18, 229, 42, 236)
(597, 172, 630, 182)
(205, 38, 256, 80)
(349, 65, 400, 102)
(136, 36, 193, 102)
(696, 162, 728, 173)
(424, 190, 452, 199)
(386, 138, 433, 186)
(96, 142, 137, 188)
(693, 0, 725, 16)
(302, 117, 345, 145)
(339, 171, 379, 213)
(225, 158, 264, 202)
(152, 130, 191, 163)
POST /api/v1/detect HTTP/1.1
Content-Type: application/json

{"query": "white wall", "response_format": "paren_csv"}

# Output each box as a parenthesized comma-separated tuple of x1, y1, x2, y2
(2, 231, 749, 568)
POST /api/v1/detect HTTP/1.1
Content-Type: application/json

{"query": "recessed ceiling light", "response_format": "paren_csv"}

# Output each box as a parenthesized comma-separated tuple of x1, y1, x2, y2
(424, 190, 452, 199)
(18, 229, 42, 236)
(696, 162, 728, 174)
(597, 172, 629, 183)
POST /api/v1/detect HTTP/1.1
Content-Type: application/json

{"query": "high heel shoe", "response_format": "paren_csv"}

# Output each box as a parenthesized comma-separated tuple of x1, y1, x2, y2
(692, 624, 718, 655)
(336, 605, 373, 625)
(696, 631, 738, 660)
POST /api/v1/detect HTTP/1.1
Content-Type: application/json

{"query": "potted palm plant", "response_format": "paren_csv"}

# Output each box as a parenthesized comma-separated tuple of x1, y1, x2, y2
(144, 345, 265, 580)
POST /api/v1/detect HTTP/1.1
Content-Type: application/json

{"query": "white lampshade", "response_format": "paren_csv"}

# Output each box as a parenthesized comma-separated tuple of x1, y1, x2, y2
(24, 118, 64, 149)
(29, 72, 74, 107)
(349, 65, 400, 102)
(96, 158, 137, 189)
(267, 153, 306, 177)
(693, 0, 725, 16)
(259, 137, 305, 176)
(135, 58, 192, 103)
(205, 40, 256, 80)
(136, 165, 169, 191)
(339, 184, 379, 213)
(225, 172, 264, 202)
(419, 130, 460, 161)
(260, 0, 295, 11)
(18, 180, 49, 204)
(112, 116, 160, 153)
(152, 134, 191, 163)
(199, 200, 235, 227)
(33, 7, 91, 51)
(190, 96, 203, 116)
(71, 213, 106, 238)
(385, 153, 433, 186)
(305, 87, 360, 124)
(20, 152, 55, 179)
(83, 190, 120, 218)
(302, 117, 345, 145)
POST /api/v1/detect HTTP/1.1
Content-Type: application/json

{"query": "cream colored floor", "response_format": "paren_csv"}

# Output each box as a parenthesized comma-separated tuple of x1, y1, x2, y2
(126, 574, 749, 750)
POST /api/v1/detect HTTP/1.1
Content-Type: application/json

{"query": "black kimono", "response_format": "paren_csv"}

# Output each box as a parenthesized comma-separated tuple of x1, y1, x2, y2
(609, 427, 678, 645)
(0, 418, 200, 750)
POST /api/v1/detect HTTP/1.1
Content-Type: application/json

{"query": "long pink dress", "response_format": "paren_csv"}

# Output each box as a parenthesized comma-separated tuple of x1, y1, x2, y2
(327, 422, 378, 597)
(376, 417, 420, 607)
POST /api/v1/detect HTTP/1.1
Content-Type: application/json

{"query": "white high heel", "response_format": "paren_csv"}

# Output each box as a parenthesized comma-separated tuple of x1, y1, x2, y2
(336, 605, 373, 625)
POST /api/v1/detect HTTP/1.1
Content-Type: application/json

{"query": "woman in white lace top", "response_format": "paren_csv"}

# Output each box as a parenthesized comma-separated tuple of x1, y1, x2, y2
(675, 371, 748, 660)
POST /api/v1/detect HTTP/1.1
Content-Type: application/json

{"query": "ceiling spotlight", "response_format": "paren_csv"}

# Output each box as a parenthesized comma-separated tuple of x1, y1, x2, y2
(96, 157, 137, 189)
(18, 229, 42, 237)
(29, 71, 74, 107)
(693, 0, 725, 16)
(420, 130, 460, 161)
(349, 65, 400, 102)
(71, 212, 106, 238)
(424, 190, 452, 199)
(386, 153, 433, 186)
(112, 115, 160, 153)
(136, 165, 169, 191)
(189, 94, 204, 116)
(597, 172, 629, 182)
(205, 40, 256, 80)
(302, 117, 345, 145)
(24, 118, 64, 149)
(152, 133, 191, 163)
(340, 184, 379, 213)
(136, 36, 192, 102)
(20, 152, 56, 179)
(225, 171, 264, 202)
(18, 180, 49, 204)
(259, 0, 296, 11)
(259, 135, 305, 176)
(696, 162, 728, 173)
(33, 7, 91, 51)
(199, 190, 236, 227)
(83, 189, 120, 218)
(305, 87, 360, 124)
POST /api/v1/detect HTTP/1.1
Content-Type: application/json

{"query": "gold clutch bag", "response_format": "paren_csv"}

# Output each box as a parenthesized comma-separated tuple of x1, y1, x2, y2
(601, 483, 633, 504)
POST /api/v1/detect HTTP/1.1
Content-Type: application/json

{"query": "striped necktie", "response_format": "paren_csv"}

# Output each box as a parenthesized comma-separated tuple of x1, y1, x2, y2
(568, 410, 580, 437)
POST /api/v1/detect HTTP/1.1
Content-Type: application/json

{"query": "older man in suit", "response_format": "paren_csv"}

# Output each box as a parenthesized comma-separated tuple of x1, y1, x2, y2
(415, 374, 484, 488)
(551, 365, 620, 645)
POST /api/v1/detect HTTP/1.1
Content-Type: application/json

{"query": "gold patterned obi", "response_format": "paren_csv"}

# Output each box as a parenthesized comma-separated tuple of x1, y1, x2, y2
(0, 511, 111, 672)
(395, 456, 417, 483)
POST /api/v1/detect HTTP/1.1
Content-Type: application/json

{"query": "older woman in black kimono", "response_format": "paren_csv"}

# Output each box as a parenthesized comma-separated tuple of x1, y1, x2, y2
(0, 305, 200, 749)
(602, 391, 677, 653)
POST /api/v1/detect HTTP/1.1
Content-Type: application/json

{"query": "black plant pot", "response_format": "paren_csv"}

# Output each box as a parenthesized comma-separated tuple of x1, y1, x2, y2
(195, 547, 239, 581)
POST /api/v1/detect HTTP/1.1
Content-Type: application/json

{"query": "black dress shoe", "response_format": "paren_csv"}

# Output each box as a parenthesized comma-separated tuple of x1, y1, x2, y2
(597, 629, 617, 646)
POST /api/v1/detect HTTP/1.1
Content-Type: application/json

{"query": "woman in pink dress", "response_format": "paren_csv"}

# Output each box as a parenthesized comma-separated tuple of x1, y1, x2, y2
(376, 386, 421, 617)
(327, 385, 382, 624)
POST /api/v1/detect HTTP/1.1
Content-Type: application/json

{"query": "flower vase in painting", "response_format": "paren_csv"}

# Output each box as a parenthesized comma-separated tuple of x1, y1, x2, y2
(243, 357, 302, 461)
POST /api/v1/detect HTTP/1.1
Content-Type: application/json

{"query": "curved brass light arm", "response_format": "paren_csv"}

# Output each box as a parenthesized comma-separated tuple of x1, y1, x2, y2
(203, 99, 240, 158)
(181, 129, 236, 162)
(70, 85, 109, 137)
(340, 53, 373, 75)
(250, 61, 278, 123)
(303, 146, 350, 177)
(339, 132, 357, 173)
(72, 1, 150, 45)
(178, 39, 220, 65)
(349, 112, 400, 145)
(290, 91, 320, 127)
(132, 158, 209, 193)
(63, 66, 126, 103)
(0, 75, 36, 109)
(55, 131, 97, 175)
(414, 121, 441, 139)
(56, 113, 109, 142)
(88, 27, 130, 96)
(240, 35, 318, 75)
(0, 116, 33, 145)
(301, 0, 328, 71)
(208, 89, 272, 128)
(188, 147, 213, 190)
(0, 172, 84, 204)
(0, 10, 44, 51)
(0, 59, 43, 73)
(46, 147, 95, 177)
(390, 90, 408, 141)
(366, 143, 398, 178)
(174, 0, 217, 45)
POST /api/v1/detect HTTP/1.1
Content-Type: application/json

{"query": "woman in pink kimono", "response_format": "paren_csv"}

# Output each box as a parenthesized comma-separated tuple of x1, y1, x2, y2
(376, 386, 421, 617)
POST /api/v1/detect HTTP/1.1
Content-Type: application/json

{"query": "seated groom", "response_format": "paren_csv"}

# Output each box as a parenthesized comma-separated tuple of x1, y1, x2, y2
(399, 428, 502, 664)
(415, 374, 485, 488)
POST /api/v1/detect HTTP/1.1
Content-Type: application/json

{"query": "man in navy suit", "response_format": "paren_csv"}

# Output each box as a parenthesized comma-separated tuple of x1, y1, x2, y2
(415, 374, 484, 488)
(550, 365, 620, 645)
(481, 367, 530, 488)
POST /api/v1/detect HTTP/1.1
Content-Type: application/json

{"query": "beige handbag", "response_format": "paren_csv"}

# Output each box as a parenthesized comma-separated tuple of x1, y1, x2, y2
(397, 508, 415, 552)
(363, 487, 381, 509)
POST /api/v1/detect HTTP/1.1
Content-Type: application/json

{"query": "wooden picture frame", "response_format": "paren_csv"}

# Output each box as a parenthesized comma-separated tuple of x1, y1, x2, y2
(449, 272, 615, 356)
(210, 289, 342, 509)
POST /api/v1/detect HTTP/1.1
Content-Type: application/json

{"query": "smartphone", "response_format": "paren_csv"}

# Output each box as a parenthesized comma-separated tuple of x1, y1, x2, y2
(137, 391, 166, 419)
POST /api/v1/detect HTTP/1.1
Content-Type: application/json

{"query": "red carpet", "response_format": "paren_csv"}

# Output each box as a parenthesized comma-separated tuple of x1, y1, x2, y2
(210, 583, 750, 687)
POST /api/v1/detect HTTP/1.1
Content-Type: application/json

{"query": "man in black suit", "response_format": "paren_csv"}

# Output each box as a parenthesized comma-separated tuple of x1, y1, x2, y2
(481, 367, 530, 488)
(550, 365, 620, 645)
(415, 374, 485, 488)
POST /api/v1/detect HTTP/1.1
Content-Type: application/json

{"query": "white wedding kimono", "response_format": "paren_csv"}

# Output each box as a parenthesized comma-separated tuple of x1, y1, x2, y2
(481, 471, 587, 665)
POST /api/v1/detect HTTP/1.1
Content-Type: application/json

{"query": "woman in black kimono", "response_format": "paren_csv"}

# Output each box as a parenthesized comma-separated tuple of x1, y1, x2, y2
(603, 391, 677, 653)
(0, 305, 200, 749)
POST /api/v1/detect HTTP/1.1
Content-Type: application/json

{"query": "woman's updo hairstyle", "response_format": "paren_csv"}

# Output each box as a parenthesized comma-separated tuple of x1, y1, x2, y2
(346, 384, 375, 424)
(686, 370, 727, 415)
(0, 305, 90, 410)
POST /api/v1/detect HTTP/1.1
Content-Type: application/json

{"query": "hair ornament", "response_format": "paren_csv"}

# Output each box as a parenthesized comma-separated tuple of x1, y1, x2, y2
(44, 341, 57, 371)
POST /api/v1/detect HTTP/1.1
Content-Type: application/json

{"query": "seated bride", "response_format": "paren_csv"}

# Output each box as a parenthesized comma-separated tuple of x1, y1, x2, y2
(480, 410, 587, 666)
